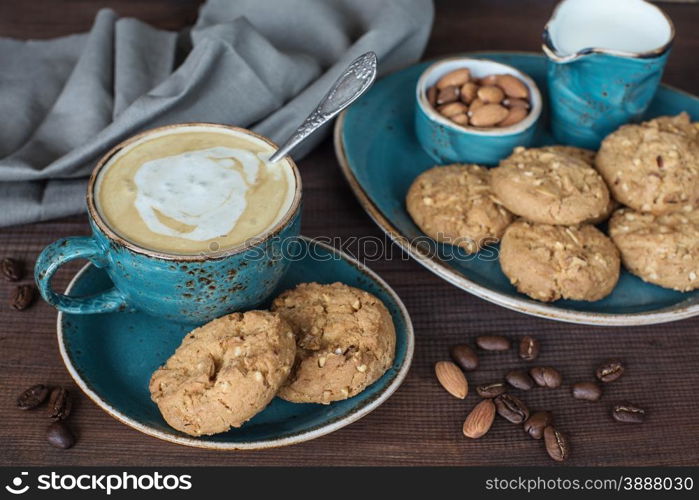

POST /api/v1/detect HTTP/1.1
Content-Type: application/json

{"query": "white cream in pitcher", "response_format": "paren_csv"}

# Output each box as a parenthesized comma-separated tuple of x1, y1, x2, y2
(95, 126, 296, 255)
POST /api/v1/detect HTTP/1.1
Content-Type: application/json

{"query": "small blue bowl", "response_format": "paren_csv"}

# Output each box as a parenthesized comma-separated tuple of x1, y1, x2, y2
(415, 57, 543, 165)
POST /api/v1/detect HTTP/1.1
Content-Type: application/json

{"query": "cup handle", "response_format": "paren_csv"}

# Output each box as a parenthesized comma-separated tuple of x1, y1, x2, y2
(35, 236, 129, 314)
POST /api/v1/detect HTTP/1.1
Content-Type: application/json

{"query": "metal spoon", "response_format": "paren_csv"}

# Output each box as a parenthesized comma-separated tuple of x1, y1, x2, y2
(268, 51, 378, 163)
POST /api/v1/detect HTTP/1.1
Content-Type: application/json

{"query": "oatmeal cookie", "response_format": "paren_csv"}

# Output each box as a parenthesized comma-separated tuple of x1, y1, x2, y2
(149, 311, 295, 436)
(538, 145, 596, 166)
(499, 221, 620, 302)
(271, 282, 396, 404)
(596, 113, 699, 214)
(491, 146, 610, 225)
(609, 207, 699, 291)
(406, 164, 514, 253)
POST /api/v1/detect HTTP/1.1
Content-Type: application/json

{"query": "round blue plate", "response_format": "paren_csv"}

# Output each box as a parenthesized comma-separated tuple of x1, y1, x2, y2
(335, 52, 699, 326)
(58, 237, 413, 449)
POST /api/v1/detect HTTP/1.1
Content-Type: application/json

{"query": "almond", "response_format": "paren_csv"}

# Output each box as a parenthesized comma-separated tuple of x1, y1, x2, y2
(504, 97, 530, 109)
(459, 82, 479, 104)
(496, 74, 529, 99)
(436, 68, 471, 89)
(480, 74, 499, 86)
(435, 361, 468, 399)
(463, 399, 496, 438)
(450, 113, 469, 126)
(427, 86, 437, 107)
(438, 102, 468, 118)
(436, 85, 459, 105)
(468, 98, 485, 114)
(498, 106, 528, 127)
(477, 85, 504, 104)
(470, 104, 509, 127)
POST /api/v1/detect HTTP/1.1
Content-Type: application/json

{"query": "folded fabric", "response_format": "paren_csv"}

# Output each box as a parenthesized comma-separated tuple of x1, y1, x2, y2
(0, 0, 433, 227)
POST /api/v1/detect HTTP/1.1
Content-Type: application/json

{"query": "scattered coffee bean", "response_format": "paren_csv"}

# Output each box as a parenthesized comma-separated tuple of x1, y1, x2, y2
(612, 402, 646, 423)
(518, 335, 540, 361)
(48, 387, 72, 421)
(494, 393, 529, 424)
(449, 344, 479, 371)
(544, 426, 570, 462)
(529, 366, 562, 388)
(47, 421, 75, 449)
(10, 284, 36, 311)
(463, 399, 496, 439)
(572, 381, 602, 401)
(596, 359, 624, 383)
(17, 384, 50, 410)
(1, 257, 23, 282)
(476, 335, 511, 351)
(476, 382, 507, 399)
(523, 411, 553, 440)
(505, 369, 534, 391)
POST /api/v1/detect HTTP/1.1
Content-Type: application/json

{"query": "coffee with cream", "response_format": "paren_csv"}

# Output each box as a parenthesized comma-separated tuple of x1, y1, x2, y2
(95, 125, 297, 255)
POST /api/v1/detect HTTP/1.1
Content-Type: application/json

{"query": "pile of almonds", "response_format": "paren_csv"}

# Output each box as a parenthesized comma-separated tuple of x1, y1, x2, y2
(434, 335, 645, 462)
(426, 68, 531, 128)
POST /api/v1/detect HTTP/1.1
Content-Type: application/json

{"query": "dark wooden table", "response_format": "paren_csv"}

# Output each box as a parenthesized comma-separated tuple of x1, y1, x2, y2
(2, 0, 698, 467)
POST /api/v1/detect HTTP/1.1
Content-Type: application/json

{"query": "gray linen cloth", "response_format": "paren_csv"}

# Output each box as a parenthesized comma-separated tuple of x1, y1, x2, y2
(0, 0, 433, 227)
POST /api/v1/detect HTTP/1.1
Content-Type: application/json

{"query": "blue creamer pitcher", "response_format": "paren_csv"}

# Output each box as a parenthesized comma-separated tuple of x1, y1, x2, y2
(543, 0, 675, 148)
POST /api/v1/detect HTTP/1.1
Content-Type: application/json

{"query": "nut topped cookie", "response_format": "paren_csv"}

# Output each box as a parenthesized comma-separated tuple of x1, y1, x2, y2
(406, 164, 514, 253)
(149, 311, 295, 436)
(491, 146, 610, 225)
(609, 207, 699, 291)
(271, 282, 396, 404)
(499, 221, 620, 302)
(596, 113, 699, 214)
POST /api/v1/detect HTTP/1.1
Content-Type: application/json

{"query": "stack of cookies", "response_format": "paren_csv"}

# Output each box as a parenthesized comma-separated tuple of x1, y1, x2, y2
(407, 113, 699, 302)
(149, 282, 396, 436)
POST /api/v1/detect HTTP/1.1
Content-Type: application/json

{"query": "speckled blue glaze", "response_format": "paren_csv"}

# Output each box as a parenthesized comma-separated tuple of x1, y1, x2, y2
(36, 211, 301, 324)
(545, 52, 670, 149)
(58, 237, 413, 448)
(542, 0, 674, 149)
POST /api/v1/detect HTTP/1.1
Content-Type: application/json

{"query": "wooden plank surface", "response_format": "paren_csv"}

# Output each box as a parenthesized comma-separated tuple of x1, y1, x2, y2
(1, 0, 698, 466)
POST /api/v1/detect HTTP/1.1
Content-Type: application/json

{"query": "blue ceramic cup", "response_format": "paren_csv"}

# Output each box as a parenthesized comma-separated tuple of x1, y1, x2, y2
(543, 0, 675, 149)
(35, 123, 302, 324)
(415, 57, 543, 165)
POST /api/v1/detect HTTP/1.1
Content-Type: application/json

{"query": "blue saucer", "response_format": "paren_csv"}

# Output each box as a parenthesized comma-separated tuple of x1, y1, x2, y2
(335, 52, 699, 325)
(58, 237, 413, 449)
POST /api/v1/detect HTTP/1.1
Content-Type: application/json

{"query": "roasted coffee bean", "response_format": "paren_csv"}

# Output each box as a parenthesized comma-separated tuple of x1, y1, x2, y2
(476, 382, 507, 399)
(17, 384, 49, 410)
(48, 387, 72, 421)
(572, 381, 602, 401)
(476, 335, 511, 351)
(523, 411, 553, 440)
(505, 369, 534, 391)
(10, 284, 36, 311)
(47, 421, 75, 449)
(530, 366, 562, 388)
(544, 426, 570, 462)
(449, 344, 479, 371)
(518, 335, 539, 361)
(494, 393, 529, 424)
(1, 257, 23, 282)
(596, 359, 624, 383)
(612, 402, 646, 423)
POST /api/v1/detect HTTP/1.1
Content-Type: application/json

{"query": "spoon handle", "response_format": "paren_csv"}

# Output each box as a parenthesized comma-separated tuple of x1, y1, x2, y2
(269, 51, 378, 163)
